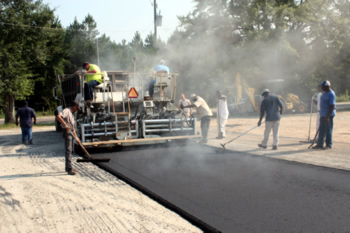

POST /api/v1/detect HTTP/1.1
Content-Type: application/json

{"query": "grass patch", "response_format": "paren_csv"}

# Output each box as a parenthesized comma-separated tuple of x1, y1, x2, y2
(0, 123, 17, 130)
(0, 123, 55, 130)
(336, 90, 350, 102)
(35, 123, 55, 127)
(0, 110, 55, 120)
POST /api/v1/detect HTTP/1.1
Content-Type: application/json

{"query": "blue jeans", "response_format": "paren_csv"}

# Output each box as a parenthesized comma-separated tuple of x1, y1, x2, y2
(21, 127, 32, 144)
(317, 116, 334, 148)
(84, 80, 101, 101)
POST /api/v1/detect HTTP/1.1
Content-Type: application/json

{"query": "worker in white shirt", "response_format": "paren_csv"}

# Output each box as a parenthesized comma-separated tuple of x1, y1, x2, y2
(177, 93, 192, 117)
(216, 90, 229, 139)
(313, 85, 323, 140)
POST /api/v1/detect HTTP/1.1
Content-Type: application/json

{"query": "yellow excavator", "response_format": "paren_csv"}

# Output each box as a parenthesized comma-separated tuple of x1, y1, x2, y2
(234, 73, 308, 113)
(235, 72, 260, 113)
(265, 79, 309, 113)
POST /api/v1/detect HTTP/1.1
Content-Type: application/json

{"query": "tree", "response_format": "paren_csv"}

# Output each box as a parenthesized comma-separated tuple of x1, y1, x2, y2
(166, 0, 350, 104)
(64, 14, 100, 73)
(0, 0, 65, 123)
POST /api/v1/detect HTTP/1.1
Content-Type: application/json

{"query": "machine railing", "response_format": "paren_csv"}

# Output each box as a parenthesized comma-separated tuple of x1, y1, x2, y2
(142, 118, 196, 138)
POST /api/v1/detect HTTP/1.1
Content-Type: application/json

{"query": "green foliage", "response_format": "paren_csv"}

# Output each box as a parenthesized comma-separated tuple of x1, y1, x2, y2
(0, 0, 65, 122)
(164, 0, 350, 104)
(1, 0, 349, 114)
(336, 90, 350, 102)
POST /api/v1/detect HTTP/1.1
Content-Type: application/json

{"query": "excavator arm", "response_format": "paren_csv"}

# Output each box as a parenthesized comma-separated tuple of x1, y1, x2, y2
(235, 72, 259, 112)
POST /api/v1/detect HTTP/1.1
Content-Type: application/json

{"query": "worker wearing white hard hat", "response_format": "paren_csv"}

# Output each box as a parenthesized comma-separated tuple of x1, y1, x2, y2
(312, 80, 336, 149)
(154, 59, 170, 73)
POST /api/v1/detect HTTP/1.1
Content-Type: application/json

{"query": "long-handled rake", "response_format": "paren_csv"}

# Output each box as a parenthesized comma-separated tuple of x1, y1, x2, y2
(308, 127, 320, 149)
(220, 122, 265, 149)
(68, 130, 111, 163)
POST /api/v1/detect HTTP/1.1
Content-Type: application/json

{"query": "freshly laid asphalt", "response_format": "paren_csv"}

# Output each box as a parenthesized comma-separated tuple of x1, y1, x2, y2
(93, 144, 350, 233)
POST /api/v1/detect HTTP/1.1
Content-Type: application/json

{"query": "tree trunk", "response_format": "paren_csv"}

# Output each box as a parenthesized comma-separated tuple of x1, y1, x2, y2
(4, 93, 15, 124)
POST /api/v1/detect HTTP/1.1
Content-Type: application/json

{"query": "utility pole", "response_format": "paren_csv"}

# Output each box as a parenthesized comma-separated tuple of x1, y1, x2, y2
(154, 0, 157, 42)
(96, 38, 100, 67)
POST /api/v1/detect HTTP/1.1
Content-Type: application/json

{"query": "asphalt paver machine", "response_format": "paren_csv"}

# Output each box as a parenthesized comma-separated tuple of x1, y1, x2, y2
(54, 70, 200, 149)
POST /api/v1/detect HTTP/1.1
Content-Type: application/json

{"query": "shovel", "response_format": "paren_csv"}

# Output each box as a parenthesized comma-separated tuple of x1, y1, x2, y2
(220, 122, 265, 149)
(68, 130, 111, 163)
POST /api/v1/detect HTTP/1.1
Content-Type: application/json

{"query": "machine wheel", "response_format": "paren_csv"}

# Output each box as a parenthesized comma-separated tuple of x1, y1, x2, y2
(296, 104, 307, 113)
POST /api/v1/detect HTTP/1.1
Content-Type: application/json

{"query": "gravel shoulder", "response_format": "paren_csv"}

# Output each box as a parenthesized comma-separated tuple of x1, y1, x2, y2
(207, 111, 350, 171)
(0, 128, 201, 233)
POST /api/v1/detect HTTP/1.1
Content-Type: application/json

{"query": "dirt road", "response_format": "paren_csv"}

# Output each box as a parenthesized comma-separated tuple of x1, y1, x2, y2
(0, 129, 201, 232)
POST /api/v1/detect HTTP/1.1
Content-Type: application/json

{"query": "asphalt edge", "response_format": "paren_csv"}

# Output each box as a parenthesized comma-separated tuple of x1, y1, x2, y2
(210, 144, 350, 173)
(89, 160, 221, 233)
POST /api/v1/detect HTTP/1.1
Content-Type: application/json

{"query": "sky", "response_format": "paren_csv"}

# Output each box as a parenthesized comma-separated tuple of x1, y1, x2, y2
(43, 0, 196, 44)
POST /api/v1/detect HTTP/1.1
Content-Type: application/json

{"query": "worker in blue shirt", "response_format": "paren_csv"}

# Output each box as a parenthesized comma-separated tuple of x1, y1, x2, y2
(257, 89, 284, 150)
(149, 60, 170, 98)
(313, 80, 336, 149)
(154, 60, 170, 73)
(16, 101, 37, 145)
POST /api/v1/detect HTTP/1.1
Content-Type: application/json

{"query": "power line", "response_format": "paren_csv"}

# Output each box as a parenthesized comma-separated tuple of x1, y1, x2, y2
(0, 21, 175, 33)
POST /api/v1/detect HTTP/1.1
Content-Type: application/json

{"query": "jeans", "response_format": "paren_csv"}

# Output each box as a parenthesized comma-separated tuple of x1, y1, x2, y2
(62, 131, 73, 171)
(317, 116, 334, 148)
(201, 116, 211, 141)
(21, 127, 32, 144)
(261, 120, 280, 146)
(84, 80, 101, 101)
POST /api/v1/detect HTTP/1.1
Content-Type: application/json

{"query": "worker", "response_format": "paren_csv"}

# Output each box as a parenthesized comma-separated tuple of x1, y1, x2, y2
(149, 79, 156, 99)
(177, 93, 192, 117)
(154, 60, 170, 73)
(182, 94, 213, 143)
(312, 80, 336, 150)
(15, 101, 36, 145)
(216, 90, 229, 139)
(80, 62, 102, 103)
(313, 84, 323, 140)
(56, 101, 81, 175)
(149, 60, 169, 99)
(257, 89, 283, 150)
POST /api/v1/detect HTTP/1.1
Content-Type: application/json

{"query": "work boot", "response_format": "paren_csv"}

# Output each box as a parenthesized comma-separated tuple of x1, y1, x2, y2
(199, 139, 208, 143)
(312, 145, 323, 149)
(216, 132, 224, 139)
(272, 145, 278, 150)
(67, 168, 77, 175)
(258, 144, 267, 149)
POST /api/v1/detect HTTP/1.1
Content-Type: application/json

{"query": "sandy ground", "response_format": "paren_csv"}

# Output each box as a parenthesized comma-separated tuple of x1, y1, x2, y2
(207, 111, 350, 171)
(0, 129, 201, 233)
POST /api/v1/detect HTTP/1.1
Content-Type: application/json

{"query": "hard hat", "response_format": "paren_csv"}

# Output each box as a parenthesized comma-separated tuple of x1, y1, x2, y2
(261, 89, 270, 96)
(160, 60, 165, 64)
(321, 80, 331, 87)
(190, 94, 197, 99)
